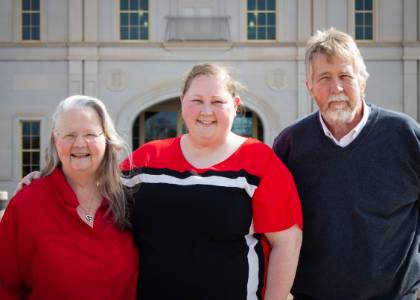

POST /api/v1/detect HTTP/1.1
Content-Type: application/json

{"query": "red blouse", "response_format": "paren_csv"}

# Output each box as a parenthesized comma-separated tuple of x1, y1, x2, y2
(0, 168, 138, 300)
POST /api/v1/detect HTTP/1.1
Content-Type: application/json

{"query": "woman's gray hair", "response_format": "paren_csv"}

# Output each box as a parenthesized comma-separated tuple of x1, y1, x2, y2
(42, 95, 132, 229)
(305, 28, 370, 95)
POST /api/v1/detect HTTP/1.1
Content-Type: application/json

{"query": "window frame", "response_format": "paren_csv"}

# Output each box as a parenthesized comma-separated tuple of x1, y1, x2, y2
(118, 0, 150, 42)
(19, 0, 42, 42)
(13, 116, 46, 179)
(19, 119, 42, 178)
(245, 0, 278, 42)
(353, 0, 375, 42)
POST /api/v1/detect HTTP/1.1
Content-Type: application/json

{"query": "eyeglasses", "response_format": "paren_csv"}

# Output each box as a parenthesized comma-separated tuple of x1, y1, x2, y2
(56, 131, 104, 144)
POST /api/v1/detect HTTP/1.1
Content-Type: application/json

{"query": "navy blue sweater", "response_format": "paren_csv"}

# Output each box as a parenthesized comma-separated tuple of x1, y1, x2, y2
(273, 105, 420, 300)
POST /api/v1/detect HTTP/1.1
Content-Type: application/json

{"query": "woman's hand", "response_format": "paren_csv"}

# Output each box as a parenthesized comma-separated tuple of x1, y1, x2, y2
(263, 224, 302, 300)
(14, 171, 42, 196)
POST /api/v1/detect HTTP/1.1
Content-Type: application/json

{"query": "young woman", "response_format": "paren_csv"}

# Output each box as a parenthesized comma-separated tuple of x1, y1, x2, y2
(121, 64, 303, 300)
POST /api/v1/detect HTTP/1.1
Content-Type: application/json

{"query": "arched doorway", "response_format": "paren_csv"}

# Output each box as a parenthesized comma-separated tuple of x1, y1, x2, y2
(131, 98, 264, 150)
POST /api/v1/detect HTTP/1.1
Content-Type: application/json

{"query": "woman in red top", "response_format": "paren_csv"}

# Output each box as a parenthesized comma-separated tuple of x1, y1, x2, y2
(0, 95, 138, 299)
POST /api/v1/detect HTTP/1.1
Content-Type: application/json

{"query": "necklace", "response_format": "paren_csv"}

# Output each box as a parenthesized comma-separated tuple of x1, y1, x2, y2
(77, 204, 95, 224)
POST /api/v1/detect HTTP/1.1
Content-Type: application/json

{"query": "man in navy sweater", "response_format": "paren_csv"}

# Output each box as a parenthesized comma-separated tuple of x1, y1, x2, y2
(273, 28, 419, 300)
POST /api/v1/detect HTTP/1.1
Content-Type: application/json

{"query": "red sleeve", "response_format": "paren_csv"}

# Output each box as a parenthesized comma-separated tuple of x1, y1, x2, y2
(252, 151, 303, 233)
(0, 199, 25, 299)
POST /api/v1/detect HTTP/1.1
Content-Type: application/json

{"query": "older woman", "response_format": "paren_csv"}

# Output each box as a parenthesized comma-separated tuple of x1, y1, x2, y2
(120, 64, 303, 300)
(0, 95, 138, 299)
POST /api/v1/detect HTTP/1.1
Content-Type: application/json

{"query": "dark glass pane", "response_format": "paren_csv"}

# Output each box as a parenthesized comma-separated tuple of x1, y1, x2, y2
(144, 112, 177, 143)
(355, 26, 364, 40)
(257, 0, 266, 10)
(355, 13, 363, 25)
(355, 0, 363, 10)
(22, 13, 31, 26)
(267, 0, 275, 10)
(32, 13, 40, 26)
(22, 152, 30, 164)
(22, 122, 31, 135)
(32, 165, 40, 172)
(130, 27, 139, 39)
(140, 27, 148, 40)
(140, 0, 148, 10)
(365, 13, 372, 26)
(22, 136, 30, 149)
(365, 0, 372, 10)
(131, 12, 138, 25)
(32, 152, 40, 164)
(267, 12, 275, 25)
(22, 0, 31, 10)
(132, 115, 140, 150)
(130, 0, 138, 10)
(232, 114, 253, 137)
(248, 27, 256, 39)
(32, 137, 40, 149)
(120, 26, 129, 39)
(31, 121, 40, 134)
(140, 13, 148, 26)
(248, 0, 256, 11)
(365, 27, 372, 39)
(267, 26, 276, 40)
(257, 13, 266, 26)
(121, 13, 129, 25)
(248, 13, 256, 25)
(22, 27, 31, 40)
(22, 166, 31, 177)
(257, 27, 266, 39)
(32, 0, 40, 11)
(32, 27, 40, 40)
(257, 116, 263, 141)
(120, 0, 129, 10)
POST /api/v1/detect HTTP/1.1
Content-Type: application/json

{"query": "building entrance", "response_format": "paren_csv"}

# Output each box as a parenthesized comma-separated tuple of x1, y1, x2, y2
(132, 98, 264, 150)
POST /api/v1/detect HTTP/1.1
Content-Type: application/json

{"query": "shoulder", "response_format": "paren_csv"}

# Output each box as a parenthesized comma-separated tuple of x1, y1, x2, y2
(121, 137, 179, 170)
(239, 138, 289, 174)
(273, 112, 319, 155)
(6, 176, 52, 214)
(274, 112, 318, 143)
(370, 104, 419, 136)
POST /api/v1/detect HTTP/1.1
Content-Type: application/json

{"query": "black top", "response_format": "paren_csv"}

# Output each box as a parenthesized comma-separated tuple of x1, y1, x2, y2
(273, 104, 420, 300)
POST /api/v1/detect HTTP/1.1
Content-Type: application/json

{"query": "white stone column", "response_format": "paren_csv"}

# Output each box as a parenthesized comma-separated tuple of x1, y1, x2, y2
(84, 60, 98, 97)
(297, 49, 313, 118)
(297, 0, 312, 42)
(404, 0, 417, 42)
(84, 0, 98, 42)
(403, 59, 418, 120)
(312, 0, 327, 32)
(69, 0, 83, 42)
(69, 60, 83, 95)
(402, 0, 419, 121)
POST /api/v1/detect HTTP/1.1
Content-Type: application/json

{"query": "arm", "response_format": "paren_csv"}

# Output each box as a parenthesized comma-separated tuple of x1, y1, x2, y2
(263, 225, 302, 300)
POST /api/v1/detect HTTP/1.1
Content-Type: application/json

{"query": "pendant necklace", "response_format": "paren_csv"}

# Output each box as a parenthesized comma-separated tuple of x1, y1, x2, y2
(77, 204, 95, 224)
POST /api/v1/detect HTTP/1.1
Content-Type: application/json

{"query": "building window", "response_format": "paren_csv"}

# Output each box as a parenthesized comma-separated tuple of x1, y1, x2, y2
(22, 0, 40, 40)
(21, 121, 41, 177)
(355, 0, 373, 40)
(247, 0, 276, 40)
(120, 0, 149, 40)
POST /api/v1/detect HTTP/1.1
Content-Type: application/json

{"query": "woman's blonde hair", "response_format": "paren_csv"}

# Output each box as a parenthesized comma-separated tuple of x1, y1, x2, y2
(182, 63, 243, 97)
(42, 95, 131, 229)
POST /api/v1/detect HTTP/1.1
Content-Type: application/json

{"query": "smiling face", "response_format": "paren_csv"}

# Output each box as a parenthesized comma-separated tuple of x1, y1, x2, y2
(54, 106, 106, 178)
(307, 53, 365, 127)
(181, 74, 240, 147)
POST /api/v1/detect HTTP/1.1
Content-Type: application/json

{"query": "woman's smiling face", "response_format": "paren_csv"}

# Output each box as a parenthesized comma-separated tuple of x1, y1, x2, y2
(54, 106, 106, 177)
(181, 74, 240, 147)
